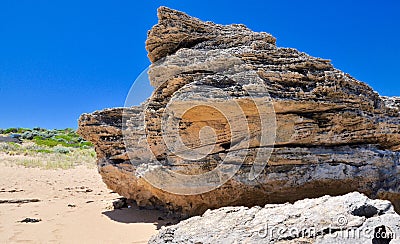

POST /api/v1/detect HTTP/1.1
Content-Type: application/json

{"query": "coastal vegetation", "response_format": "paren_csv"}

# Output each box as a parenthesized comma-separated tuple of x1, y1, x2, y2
(0, 128, 96, 169)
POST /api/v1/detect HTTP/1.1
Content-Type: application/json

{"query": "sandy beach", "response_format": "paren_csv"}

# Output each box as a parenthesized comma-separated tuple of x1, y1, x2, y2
(0, 163, 172, 243)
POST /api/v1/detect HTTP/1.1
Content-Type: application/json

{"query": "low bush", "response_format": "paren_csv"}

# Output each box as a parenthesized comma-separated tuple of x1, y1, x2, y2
(4, 128, 18, 134)
(53, 146, 70, 154)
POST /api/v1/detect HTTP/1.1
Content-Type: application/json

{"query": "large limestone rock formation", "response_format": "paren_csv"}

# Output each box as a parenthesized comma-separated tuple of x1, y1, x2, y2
(149, 192, 400, 243)
(78, 7, 400, 216)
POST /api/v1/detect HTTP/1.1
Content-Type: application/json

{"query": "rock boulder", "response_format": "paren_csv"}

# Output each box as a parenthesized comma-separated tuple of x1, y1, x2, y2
(78, 7, 400, 216)
(149, 192, 400, 243)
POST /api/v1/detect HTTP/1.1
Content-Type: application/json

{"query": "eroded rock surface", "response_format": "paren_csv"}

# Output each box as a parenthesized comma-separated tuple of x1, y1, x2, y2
(383, 96, 400, 111)
(78, 7, 400, 216)
(149, 192, 400, 244)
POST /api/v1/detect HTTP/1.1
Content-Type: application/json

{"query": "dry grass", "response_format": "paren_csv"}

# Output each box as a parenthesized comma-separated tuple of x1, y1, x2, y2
(0, 142, 97, 169)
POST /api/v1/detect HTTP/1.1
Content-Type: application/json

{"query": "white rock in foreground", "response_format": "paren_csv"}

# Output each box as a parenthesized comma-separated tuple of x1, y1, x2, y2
(149, 192, 400, 244)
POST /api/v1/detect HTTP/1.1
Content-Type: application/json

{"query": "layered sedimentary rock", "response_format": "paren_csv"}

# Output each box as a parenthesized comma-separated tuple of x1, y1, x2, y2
(149, 192, 400, 243)
(382, 96, 400, 111)
(78, 7, 400, 216)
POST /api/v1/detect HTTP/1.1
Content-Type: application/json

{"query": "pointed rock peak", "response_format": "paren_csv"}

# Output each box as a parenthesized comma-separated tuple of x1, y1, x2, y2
(146, 7, 276, 63)
(157, 6, 194, 22)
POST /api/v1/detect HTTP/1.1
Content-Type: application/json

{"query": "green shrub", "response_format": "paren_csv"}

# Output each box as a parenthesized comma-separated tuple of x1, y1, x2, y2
(55, 138, 68, 143)
(54, 134, 75, 142)
(33, 127, 46, 132)
(4, 128, 18, 134)
(17, 128, 30, 133)
(34, 136, 59, 147)
(38, 131, 55, 139)
(21, 131, 34, 140)
(80, 141, 93, 147)
(53, 146, 70, 154)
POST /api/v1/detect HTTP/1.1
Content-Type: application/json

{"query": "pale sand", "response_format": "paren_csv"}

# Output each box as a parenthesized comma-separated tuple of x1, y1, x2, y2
(0, 164, 172, 244)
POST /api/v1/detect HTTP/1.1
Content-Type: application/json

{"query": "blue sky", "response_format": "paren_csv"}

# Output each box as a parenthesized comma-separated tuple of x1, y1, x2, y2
(0, 0, 399, 129)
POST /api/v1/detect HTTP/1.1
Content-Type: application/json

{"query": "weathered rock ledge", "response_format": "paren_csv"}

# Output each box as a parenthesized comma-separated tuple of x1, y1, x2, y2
(78, 7, 400, 216)
(382, 96, 400, 111)
(149, 192, 400, 244)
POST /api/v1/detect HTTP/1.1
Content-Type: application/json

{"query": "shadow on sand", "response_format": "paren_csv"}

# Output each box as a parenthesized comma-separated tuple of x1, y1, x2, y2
(102, 203, 180, 229)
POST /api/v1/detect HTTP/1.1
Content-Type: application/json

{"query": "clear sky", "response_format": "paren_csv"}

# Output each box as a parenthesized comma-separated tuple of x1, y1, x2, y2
(1, 0, 399, 129)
